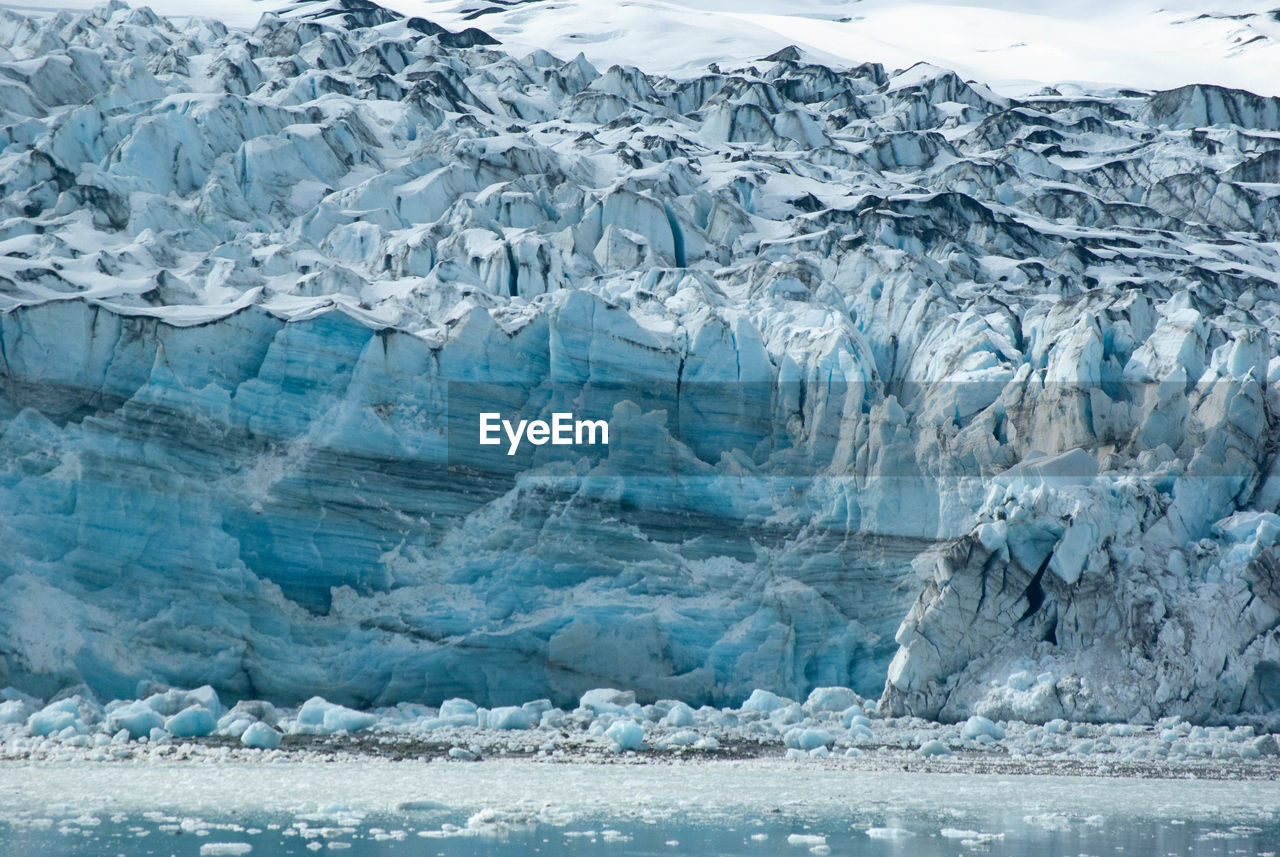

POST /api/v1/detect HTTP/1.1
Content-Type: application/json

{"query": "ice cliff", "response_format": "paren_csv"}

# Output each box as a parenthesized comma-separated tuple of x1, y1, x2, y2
(2, 0, 1280, 724)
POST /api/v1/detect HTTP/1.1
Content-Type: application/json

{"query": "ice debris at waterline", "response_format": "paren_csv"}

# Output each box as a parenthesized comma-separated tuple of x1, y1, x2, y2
(2, 0, 1280, 725)
(3, 683, 1280, 773)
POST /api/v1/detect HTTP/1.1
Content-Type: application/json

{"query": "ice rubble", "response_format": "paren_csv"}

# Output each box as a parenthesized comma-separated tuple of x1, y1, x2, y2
(3, 683, 1278, 774)
(1, 0, 1280, 723)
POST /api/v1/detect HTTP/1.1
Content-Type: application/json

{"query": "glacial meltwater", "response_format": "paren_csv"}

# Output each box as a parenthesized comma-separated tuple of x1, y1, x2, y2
(2, 760, 1278, 857)
(4, 804, 1279, 857)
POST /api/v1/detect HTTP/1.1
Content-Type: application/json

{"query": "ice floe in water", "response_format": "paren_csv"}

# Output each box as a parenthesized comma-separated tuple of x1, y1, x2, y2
(2, 761, 1279, 856)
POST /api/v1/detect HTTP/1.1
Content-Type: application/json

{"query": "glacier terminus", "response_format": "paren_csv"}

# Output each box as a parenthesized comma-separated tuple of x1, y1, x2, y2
(0, 0, 1279, 732)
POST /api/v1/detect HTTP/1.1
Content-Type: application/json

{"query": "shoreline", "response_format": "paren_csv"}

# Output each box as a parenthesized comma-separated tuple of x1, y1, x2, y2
(5, 730, 1280, 782)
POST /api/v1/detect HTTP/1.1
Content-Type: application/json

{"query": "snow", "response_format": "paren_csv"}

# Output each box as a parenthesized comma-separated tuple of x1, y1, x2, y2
(24, 0, 1280, 96)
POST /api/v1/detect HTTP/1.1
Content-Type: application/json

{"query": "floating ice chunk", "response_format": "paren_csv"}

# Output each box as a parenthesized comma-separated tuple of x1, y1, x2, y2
(661, 701, 696, 727)
(1044, 718, 1069, 734)
(786, 833, 826, 846)
(428, 699, 481, 729)
(580, 689, 636, 714)
(448, 747, 477, 761)
(940, 828, 981, 839)
(28, 705, 80, 737)
(865, 827, 913, 839)
(28, 697, 98, 737)
(166, 704, 217, 738)
(803, 687, 862, 715)
(521, 699, 552, 719)
(0, 699, 32, 725)
(145, 686, 222, 718)
(439, 699, 478, 718)
(485, 706, 533, 730)
(217, 715, 255, 738)
(770, 704, 804, 726)
(917, 739, 951, 757)
(228, 700, 279, 727)
(841, 708, 871, 728)
(605, 720, 645, 751)
(741, 689, 792, 713)
(941, 827, 1004, 845)
(848, 724, 873, 741)
(106, 701, 165, 740)
(961, 715, 1005, 740)
(293, 697, 376, 735)
(397, 800, 449, 812)
(466, 808, 538, 837)
(783, 728, 834, 751)
(240, 722, 282, 749)
(200, 843, 252, 855)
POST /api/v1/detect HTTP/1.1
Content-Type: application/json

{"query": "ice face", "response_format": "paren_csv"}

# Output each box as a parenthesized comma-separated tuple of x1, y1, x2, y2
(0, 0, 1279, 723)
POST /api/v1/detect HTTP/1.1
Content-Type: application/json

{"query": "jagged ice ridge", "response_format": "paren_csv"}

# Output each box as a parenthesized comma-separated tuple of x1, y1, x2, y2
(2, 0, 1280, 725)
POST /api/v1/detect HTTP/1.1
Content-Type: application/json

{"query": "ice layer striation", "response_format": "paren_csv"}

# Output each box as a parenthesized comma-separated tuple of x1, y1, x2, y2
(2, 0, 1280, 723)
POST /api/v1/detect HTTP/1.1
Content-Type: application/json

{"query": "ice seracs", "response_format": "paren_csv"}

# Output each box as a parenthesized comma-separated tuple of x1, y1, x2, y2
(0, 0, 1279, 724)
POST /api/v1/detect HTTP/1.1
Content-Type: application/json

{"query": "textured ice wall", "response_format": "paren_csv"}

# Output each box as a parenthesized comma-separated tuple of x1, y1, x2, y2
(1, 0, 1280, 720)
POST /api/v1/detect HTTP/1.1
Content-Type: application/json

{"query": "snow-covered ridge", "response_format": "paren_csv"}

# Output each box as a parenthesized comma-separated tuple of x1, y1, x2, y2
(16, 0, 1280, 95)
(1, 0, 1280, 724)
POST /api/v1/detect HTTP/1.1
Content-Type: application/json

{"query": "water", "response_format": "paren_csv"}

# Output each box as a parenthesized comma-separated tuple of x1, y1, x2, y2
(3, 761, 1279, 857)
(4, 805, 1279, 856)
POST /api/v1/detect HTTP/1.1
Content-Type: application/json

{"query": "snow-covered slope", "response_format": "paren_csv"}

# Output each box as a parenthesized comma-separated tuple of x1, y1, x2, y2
(15, 0, 1280, 95)
(2, 0, 1280, 723)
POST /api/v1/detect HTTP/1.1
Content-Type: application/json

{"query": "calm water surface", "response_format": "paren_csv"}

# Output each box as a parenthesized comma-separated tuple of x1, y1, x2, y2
(3, 804, 1277, 856)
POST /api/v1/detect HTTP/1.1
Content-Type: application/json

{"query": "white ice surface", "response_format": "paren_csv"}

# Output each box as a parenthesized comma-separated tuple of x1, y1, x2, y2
(1, 759, 1279, 819)
(9, 0, 1280, 94)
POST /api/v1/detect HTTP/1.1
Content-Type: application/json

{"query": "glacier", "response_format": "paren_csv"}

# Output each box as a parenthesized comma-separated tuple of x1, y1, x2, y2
(1, 0, 1280, 725)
